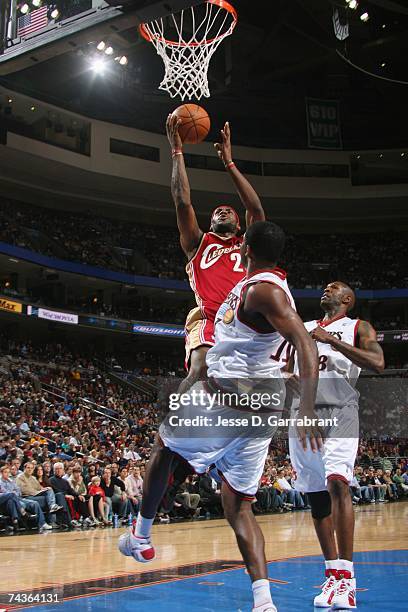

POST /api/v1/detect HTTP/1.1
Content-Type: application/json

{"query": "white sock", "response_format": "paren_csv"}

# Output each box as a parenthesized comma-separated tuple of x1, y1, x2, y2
(252, 579, 272, 608)
(134, 514, 154, 538)
(336, 559, 354, 577)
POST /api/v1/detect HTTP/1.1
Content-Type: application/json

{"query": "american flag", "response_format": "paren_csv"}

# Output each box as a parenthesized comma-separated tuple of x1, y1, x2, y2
(17, 6, 48, 38)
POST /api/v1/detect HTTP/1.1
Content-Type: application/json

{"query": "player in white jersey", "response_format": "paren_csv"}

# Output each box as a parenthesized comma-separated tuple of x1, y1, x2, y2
(288, 281, 384, 610)
(118, 222, 320, 612)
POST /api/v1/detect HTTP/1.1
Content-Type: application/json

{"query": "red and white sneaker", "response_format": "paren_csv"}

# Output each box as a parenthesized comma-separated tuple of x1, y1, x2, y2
(331, 576, 357, 610)
(118, 529, 155, 563)
(313, 570, 338, 608)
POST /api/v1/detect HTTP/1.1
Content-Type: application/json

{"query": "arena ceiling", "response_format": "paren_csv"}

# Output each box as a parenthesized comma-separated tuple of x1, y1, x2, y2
(1, 0, 408, 149)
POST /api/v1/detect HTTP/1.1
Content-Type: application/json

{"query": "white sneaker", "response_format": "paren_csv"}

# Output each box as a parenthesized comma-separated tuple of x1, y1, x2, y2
(118, 530, 155, 563)
(49, 504, 63, 513)
(331, 577, 357, 609)
(314, 573, 337, 608)
(39, 523, 53, 532)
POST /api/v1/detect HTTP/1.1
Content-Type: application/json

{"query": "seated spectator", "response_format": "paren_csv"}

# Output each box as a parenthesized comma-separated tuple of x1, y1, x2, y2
(68, 466, 93, 526)
(382, 470, 398, 500)
(123, 443, 141, 462)
(174, 476, 200, 517)
(84, 463, 97, 484)
(393, 468, 408, 495)
(108, 465, 130, 520)
(100, 467, 116, 524)
(88, 476, 110, 525)
(16, 461, 63, 513)
(0, 464, 51, 532)
(358, 470, 375, 503)
(34, 464, 52, 489)
(198, 471, 223, 517)
(49, 462, 84, 528)
(271, 469, 296, 511)
(375, 469, 389, 502)
(9, 463, 21, 481)
(366, 466, 392, 502)
(276, 468, 305, 509)
(256, 472, 284, 513)
(124, 466, 143, 515)
(0, 464, 45, 532)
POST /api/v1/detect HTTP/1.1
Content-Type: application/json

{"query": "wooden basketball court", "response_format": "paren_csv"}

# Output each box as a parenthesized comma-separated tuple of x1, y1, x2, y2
(2, 502, 407, 611)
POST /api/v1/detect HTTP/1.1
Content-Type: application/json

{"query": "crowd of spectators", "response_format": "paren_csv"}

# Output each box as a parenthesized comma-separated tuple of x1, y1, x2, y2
(0, 198, 406, 289)
(0, 335, 407, 536)
(2, 336, 185, 379)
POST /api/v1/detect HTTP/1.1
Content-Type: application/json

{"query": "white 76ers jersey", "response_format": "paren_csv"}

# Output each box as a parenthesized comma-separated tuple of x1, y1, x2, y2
(293, 315, 361, 407)
(206, 268, 296, 379)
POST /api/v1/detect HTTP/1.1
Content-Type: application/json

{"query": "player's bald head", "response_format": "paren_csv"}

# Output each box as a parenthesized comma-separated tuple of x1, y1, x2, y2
(321, 281, 355, 313)
(337, 282, 356, 311)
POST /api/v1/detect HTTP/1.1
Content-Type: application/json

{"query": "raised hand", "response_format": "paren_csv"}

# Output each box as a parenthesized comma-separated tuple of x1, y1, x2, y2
(214, 121, 233, 165)
(166, 113, 183, 150)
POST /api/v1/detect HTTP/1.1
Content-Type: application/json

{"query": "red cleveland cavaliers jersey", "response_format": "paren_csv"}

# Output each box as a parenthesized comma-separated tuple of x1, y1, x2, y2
(186, 232, 245, 321)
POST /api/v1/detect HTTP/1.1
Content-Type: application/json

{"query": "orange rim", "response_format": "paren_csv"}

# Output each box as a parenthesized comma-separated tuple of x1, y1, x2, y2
(139, 0, 237, 47)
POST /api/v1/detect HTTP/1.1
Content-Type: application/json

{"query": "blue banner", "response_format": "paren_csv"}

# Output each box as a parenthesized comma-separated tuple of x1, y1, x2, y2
(0, 241, 406, 299)
(132, 323, 185, 337)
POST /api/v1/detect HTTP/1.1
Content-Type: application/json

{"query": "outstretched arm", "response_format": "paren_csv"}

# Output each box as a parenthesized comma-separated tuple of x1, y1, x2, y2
(214, 122, 265, 228)
(310, 320, 385, 373)
(166, 114, 203, 258)
(244, 283, 321, 450)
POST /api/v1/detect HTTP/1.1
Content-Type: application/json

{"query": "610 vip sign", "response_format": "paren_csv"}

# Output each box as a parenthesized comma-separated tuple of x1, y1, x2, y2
(306, 98, 342, 149)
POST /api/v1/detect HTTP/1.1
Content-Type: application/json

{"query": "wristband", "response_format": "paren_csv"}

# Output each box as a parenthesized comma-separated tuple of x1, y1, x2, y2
(225, 160, 235, 169)
(172, 149, 183, 158)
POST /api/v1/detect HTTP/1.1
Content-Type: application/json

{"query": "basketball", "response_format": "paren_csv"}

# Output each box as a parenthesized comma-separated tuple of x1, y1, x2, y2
(172, 104, 210, 144)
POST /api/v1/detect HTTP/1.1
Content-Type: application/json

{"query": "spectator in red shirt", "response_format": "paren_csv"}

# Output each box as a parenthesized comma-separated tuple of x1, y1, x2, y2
(88, 476, 109, 525)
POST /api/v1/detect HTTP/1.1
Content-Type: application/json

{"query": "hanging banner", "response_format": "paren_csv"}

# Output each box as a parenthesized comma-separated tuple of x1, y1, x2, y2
(132, 323, 185, 337)
(306, 98, 342, 149)
(28, 305, 78, 325)
(0, 297, 22, 314)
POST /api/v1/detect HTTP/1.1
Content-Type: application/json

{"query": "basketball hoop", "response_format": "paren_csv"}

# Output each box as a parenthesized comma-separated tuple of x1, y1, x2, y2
(139, 0, 237, 101)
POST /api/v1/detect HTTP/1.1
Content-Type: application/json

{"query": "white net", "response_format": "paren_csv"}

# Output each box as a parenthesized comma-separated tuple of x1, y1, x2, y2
(141, 0, 237, 101)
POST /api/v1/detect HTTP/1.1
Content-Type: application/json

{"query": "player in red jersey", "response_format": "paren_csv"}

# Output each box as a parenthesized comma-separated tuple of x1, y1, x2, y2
(166, 114, 265, 391)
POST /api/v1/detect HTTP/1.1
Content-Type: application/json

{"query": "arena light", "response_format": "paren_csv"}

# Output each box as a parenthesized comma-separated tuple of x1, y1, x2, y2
(97, 41, 106, 51)
(348, 0, 358, 9)
(105, 46, 114, 56)
(20, 3, 29, 14)
(360, 12, 369, 22)
(32, 0, 42, 6)
(91, 58, 106, 74)
(50, 8, 59, 19)
(119, 55, 128, 66)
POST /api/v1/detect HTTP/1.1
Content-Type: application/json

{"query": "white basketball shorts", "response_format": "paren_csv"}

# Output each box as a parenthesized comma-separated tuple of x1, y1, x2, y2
(159, 381, 280, 499)
(289, 404, 359, 493)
